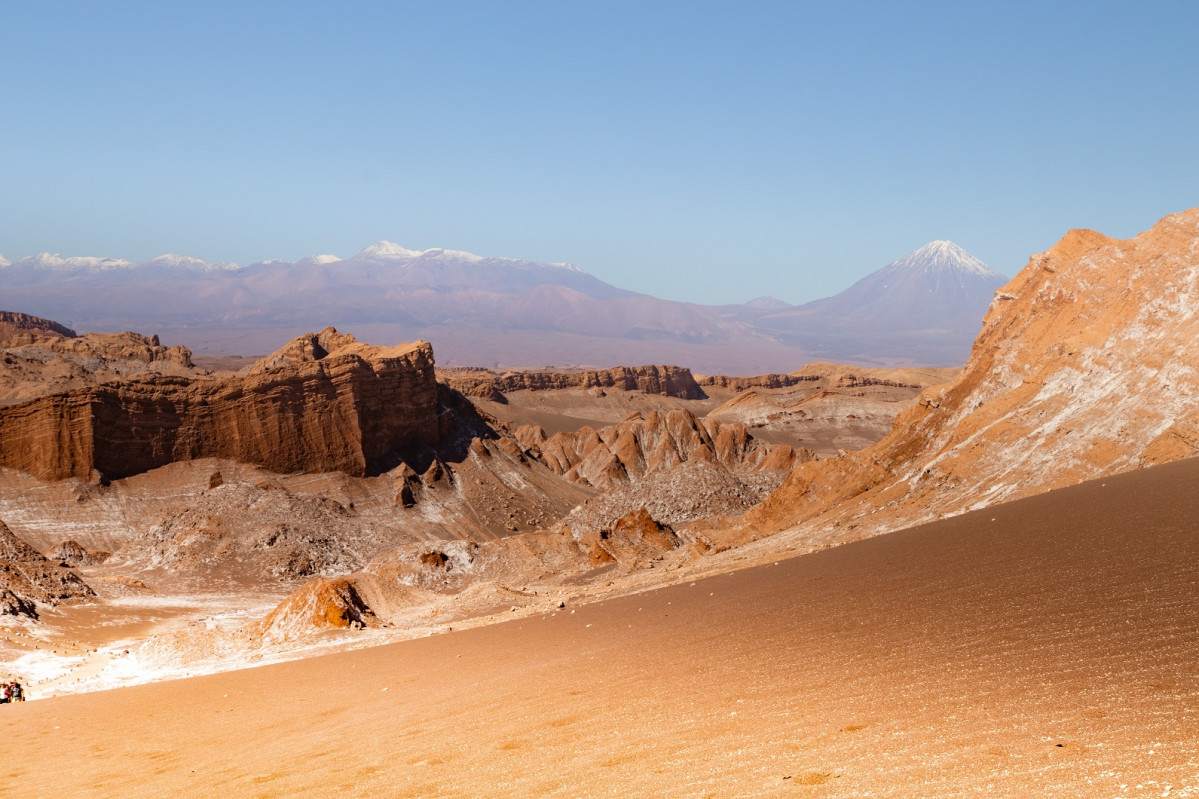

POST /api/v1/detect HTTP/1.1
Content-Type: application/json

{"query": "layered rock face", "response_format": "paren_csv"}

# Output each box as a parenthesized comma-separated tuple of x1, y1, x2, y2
(747, 207, 1199, 540)
(441, 365, 706, 401)
(0, 328, 442, 481)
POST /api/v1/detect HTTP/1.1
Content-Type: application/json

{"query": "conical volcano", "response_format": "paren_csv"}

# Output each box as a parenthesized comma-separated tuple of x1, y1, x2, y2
(751, 240, 1008, 365)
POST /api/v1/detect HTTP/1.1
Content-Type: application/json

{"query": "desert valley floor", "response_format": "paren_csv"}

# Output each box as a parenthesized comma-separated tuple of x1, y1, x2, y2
(3, 457, 1197, 798)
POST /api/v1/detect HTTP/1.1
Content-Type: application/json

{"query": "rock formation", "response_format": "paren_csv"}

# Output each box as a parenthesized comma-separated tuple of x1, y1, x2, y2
(0, 519, 93, 617)
(46, 540, 110, 567)
(695, 363, 957, 393)
(1, 322, 199, 404)
(0, 327, 443, 481)
(255, 577, 376, 643)
(696, 373, 812, 391)
(576, 507, 682, 568)
(0, 310, 77, 344)
(440, 364, 707, 401)
(518, 408, 805, 490)
(5, 330, 193, 368)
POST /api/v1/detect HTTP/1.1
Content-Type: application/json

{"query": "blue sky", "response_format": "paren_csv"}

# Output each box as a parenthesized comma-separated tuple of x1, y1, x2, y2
(3, 1, 1197, 304)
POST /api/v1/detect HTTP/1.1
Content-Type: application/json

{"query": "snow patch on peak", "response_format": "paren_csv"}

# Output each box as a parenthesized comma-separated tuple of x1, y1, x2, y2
(293, 254, 342, 267)
(886, 240, 1002, 278)
(355, 241, 422, 260)
(143, 253, 240, 272)
(351, 240, 584, 271)
(423, 248, 482, 263)
(17, 253, 137, 271)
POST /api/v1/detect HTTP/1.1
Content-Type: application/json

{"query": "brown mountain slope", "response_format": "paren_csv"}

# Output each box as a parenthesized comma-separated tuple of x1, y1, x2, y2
(3, 458, 1197, 797)
(739, 207, 1199, 547)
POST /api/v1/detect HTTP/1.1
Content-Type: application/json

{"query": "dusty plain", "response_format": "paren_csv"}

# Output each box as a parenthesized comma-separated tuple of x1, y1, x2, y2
(3, 457, 1197, 798)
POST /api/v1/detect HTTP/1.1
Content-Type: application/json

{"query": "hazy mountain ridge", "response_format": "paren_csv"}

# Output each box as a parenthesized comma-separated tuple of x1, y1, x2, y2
(0, 240, 1005, 370)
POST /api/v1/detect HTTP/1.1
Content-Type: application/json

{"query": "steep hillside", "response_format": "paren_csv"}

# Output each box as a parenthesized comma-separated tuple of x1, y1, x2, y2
(740, 207, 1199, 546)
(7, 459, 1199, 797)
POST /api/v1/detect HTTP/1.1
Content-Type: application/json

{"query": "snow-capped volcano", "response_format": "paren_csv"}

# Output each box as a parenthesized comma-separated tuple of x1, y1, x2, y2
(738, 240, 1009, 364)
(879, 240, 1003, 279)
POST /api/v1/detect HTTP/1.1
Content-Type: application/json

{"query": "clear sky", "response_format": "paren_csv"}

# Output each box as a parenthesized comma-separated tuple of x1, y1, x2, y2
(3, 1, 1197, 304)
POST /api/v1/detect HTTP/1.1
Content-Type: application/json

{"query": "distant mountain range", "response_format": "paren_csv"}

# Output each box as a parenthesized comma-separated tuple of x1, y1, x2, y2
(0, 240, 1008, 373)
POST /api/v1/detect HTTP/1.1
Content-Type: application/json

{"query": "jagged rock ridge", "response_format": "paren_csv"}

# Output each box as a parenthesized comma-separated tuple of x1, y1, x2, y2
(439, 364, 707, 402)
(517, 408, 805, 491)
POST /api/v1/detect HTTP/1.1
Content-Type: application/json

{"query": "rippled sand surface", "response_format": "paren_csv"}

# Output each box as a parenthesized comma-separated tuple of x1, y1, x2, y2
(3, 458, 1198, 798)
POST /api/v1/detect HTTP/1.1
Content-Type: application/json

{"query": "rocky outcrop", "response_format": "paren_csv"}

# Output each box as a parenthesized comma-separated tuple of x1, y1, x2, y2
(744, 207, 1199, 544)
(1, 326, 200, 405)
(440, 365, 707, 401)
(255, 577, 376, 642)
(520, 408, 808, 491)
(7, 330, 194, 369)
(695, 364, 957, 393)
(0, 310, 76, 344)
(47, 540, 110, 567)
(0, 327, 443, 481)
(0, 519, 94, 617)
(577, 507, 681, 568)
(697, 373, 814, 391)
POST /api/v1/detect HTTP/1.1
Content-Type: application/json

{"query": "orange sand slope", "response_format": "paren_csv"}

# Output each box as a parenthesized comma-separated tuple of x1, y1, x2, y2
(4, 458, 1199, 798)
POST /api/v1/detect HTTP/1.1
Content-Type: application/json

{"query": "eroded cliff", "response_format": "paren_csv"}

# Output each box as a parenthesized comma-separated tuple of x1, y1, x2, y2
(0, 328, 442, 481)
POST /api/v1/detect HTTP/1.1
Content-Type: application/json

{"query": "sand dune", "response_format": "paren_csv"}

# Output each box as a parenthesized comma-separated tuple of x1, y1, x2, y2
(3, 457, 1197, 797)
